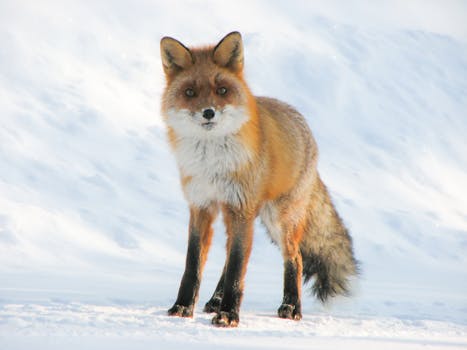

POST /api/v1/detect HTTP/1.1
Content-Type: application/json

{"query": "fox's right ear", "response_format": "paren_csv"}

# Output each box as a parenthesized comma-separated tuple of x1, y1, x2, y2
(160, 36, 193, 76)
(213, 32, 244, 73)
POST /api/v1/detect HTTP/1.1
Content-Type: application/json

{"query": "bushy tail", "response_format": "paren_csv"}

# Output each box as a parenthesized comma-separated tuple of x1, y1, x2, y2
(300, 177, 358, 302)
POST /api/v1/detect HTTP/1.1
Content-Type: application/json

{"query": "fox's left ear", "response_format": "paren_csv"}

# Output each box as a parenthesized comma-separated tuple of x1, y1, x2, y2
(213, 31, 244, 73)
(160, 36, 193, 77)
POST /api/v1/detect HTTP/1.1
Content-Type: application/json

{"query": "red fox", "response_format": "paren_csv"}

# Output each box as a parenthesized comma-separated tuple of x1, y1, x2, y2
(160, 32, 357, 327)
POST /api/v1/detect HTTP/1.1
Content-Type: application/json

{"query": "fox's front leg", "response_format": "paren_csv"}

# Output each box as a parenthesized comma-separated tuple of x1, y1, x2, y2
(211, 206, 254, 327)
(168, 206, 217, 317)
(204, 265, 225, 313)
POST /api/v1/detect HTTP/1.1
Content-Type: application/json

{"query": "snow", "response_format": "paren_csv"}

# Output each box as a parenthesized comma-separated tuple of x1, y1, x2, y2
(2, 304, 467, 350)
(1, 0, 467, 349)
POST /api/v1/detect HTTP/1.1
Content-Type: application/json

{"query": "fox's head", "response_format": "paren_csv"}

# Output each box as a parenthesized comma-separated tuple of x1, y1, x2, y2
(160, 32, 254, 138)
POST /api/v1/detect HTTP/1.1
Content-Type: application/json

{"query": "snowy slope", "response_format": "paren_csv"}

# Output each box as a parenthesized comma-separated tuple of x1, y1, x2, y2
(1, 1, 467, 349)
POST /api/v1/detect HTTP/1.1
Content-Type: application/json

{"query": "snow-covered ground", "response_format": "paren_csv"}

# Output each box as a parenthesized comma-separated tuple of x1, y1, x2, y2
(1, 1, 467, 349)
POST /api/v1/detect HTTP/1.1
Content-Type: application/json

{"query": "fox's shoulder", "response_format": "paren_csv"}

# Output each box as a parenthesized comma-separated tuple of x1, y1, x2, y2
(255, 96, 300, 116)
(254, 96, 313, 142)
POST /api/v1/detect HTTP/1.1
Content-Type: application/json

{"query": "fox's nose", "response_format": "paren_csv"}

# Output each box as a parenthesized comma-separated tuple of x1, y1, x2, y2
(202, 108, 215, 120)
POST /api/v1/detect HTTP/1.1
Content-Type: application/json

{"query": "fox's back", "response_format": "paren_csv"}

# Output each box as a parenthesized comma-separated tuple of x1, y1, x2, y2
(255, 96, 318, 200)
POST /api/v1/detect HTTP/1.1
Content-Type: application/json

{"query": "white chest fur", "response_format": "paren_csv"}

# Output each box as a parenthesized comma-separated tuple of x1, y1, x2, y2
(174, 135, 252, 207)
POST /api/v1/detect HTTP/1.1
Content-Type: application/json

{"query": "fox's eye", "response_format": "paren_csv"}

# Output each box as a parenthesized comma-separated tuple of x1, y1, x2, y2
(185, 88, 195, 97)
(216, 87, 228, 96)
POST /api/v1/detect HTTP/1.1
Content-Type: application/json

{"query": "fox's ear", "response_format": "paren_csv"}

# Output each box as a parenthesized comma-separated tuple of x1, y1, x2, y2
(160, 36, 193, 76)
(213, 31, 244, 73)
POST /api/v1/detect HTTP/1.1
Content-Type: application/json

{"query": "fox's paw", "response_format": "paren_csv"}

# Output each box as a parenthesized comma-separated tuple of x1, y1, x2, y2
(203, 296, 222, 313)
(278, 303, 302, 320)
(167, 304, 193, 317)
(212, 311, 239, 328)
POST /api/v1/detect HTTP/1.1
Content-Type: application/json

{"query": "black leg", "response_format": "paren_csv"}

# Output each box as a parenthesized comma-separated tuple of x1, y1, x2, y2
(278, 257, 302, 320)
(168, 207, 215, 317)
(168, 232, 201, 317)
(204, 266, 225, 313)
(212, 207, 254, 327)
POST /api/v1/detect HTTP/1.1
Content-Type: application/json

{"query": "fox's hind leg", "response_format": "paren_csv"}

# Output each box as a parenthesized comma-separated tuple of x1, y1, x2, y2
(277, 222, 304, 320)
(260, 202, 304, 320)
